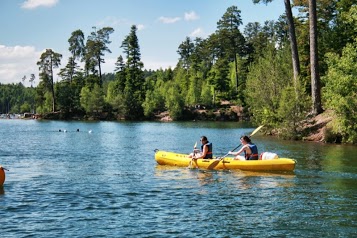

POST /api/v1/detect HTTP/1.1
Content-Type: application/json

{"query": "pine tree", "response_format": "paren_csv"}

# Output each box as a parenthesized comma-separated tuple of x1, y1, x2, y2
(37, 49, 62, 112)
(121, 25, 145, 119)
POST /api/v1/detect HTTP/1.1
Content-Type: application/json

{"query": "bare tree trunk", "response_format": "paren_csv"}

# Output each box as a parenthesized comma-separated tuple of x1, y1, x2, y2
(284, 0, 300, 86)
(309, 0, 323, 115)
(70, 57, 74, 83)
(98, 57, 102, 86)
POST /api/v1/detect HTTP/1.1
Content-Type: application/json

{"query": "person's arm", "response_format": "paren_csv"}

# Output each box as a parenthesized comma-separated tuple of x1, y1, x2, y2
(229, 145, 245, 156)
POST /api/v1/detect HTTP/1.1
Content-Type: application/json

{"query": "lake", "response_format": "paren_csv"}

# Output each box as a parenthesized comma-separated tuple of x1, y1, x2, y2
(1, 119, 356, 237)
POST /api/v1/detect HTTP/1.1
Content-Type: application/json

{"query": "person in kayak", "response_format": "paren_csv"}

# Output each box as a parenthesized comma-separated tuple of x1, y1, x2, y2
(228, 135, 258, 160)
(188, 136, 213, 159)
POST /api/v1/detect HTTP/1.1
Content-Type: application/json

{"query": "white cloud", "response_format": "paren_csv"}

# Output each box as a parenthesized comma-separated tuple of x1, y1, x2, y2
(0, 45, 37, 59)
(21, 0, 59, 9)
(136, 24, 145, 31)
(158, 16, 181, 24)
(184, 11, 199, 21)
(0, 45, 41, 86)
(190, 28, 205, 37)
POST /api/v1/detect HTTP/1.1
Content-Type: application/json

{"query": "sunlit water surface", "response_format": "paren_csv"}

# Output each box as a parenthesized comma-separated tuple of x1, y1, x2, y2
(1, 120, 356, 237)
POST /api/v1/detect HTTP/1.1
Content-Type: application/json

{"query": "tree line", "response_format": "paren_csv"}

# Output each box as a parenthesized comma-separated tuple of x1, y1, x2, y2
(1, 0, 357, 143)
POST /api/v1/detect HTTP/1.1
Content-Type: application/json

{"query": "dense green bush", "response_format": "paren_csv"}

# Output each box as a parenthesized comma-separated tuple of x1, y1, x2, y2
(323, 39, 357, 143)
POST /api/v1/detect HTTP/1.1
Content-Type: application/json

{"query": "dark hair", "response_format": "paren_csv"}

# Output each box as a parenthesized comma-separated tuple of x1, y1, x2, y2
(201, 136, 208, 141)
(240, 135, 251, 143)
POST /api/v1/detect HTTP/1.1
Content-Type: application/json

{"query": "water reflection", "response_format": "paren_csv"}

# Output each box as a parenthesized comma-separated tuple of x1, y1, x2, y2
(195, 170, 215, 185)
(155, 164, 296, 189)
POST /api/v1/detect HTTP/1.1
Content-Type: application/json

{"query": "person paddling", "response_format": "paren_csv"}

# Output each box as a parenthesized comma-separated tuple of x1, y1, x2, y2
(228, 135, 258, 160)
(188, 136, 213, 159)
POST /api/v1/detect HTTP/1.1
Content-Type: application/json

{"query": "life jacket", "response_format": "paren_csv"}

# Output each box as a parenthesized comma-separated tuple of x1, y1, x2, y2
(244, 143, 258, 160)
(201, 142, 213, 159)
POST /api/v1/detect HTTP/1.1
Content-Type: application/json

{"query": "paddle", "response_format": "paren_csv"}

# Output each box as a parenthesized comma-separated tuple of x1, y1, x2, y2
(219, 125, 264, 160)
(188, 141, 198, 169)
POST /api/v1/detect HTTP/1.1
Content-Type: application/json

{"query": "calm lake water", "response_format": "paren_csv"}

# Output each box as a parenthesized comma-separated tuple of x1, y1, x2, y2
(1, 120, 356, 237)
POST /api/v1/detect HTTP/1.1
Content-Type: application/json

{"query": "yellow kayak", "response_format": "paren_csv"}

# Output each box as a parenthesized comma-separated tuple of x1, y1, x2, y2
(0, 166, 5, 186)
(154, 150, 296, 171)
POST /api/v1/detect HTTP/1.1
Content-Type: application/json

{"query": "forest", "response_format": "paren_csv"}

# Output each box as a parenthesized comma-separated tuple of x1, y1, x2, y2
(1, 0, 357, 143)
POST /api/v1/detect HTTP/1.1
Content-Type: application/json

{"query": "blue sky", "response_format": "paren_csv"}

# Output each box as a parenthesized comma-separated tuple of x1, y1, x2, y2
(0, 0, 286, 86)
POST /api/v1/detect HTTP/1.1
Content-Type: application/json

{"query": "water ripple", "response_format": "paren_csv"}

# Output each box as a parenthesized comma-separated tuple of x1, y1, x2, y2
(1, 120, 357, 237)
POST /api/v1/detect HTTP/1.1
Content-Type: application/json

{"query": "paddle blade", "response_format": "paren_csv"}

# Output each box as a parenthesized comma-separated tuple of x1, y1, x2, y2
(194, 141, 197, 148)
(249, 125, 264, 137)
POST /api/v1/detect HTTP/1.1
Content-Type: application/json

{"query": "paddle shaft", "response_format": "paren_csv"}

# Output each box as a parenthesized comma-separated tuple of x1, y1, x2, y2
(221, 144, 243, 158)
(188, 141, 198, 168)
(220, 125, 264, 159)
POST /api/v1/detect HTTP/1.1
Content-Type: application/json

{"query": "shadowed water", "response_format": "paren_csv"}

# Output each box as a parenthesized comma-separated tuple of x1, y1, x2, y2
(0, 120, 356, 237)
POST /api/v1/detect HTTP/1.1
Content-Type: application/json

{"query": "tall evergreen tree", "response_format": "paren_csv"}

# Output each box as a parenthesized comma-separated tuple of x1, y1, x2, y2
(216, 6, 245, 91)
(85, 26, 114, 86)
(207, 57, 230, 104)
(29, 73, 36, 88)
(177, 37, 195, 70)
(244, 20, 281, 62)
(66, 29, 85, 83)
(121, 25, 145, 119)
(37, 49, 62, 112)
(114, 55, 126, 92)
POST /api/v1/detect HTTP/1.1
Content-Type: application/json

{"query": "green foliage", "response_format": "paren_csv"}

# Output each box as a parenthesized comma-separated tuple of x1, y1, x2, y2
(120, 25, 145, 120)
(200, 82, 213, 106)
(141, 77, 166, 117)
(68, 29, 85, 60)
(229, 57, 248, 102)
(80, 84, 105, 114)
(85, 26, 114, 85)
(323, 36, 357, 143)
(105, 81, 118, 104)
(207, 57, 230, 93)
(142, 91, 156, 117)
(277, 84, 311, 139)
(177, 37, 195, 69)
(216, 5, 244, 60)
(165, 83, 184, 120)
(114, 55, 126, 92)
(245, 44, 293, 129)
(0, 83, 35, 114)
(36, 91, 53, 114)
(142, 89, 164, 117)
(244, 20, 282, 62)
(105, 80, 125, 118)
(55, 82, 72, 112)
(20, 102, 31, 113)
(173, 67, 190, 94)
(122, 89, 144, 120)
(85, 75, 101, 89)
(37, 49, 62, 112)
(185, 74, 201, 106)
